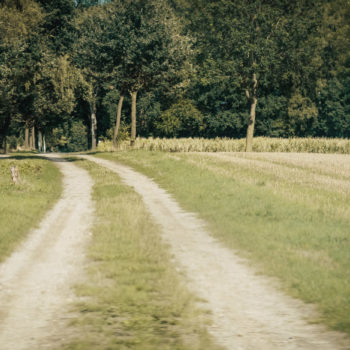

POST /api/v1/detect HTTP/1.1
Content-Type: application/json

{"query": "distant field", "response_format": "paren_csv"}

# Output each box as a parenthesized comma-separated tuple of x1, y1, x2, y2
(0, 155, 61, 261)
(98, 137, 350, 154)
(96, 151, 350, 335)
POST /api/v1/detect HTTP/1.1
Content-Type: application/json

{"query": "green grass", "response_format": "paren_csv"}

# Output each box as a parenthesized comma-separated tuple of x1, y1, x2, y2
(0, 155, 62, 261)
(62, 158, 222, 350)
(95, 151, 350, 335)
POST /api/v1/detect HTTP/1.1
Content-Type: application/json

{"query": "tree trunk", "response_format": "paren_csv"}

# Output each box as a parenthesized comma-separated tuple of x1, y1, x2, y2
(130, 90, 137, 147)
(24, 121, 30, 149)
(90, 101, 97, 151)
(43, 134, 46, 153)
(31, 126, 36, 149)
(2, 135, 7, 154)
(29, 128, 33, 148)
(0, 116, 11, 154)
(10, 166, 20, 184)
(245, 73, 258, 152)
(113, 94, 124, 147)
(38, 130, 42, 153)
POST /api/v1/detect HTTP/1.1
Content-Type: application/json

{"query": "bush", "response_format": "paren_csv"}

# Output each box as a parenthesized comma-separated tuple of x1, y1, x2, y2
(156, 100, 204, 137)
(47, 120, 88, 152)
(105, 121, 130, 143)
(7, 135, 19, 150)
(67, 121, 88, 152)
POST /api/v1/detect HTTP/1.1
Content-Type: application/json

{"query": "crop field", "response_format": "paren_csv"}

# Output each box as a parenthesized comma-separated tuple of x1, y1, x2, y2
(96, 150, 350, 335)
(98, 137, 350, 154)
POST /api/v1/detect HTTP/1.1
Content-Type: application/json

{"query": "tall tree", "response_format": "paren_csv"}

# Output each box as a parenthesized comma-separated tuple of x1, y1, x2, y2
(109, 0, 190, 145)
(73, 4, 112, 150)
(0, 0, 42, 152)
(33, 55, 78, 142)
(177, 0, 324, 148)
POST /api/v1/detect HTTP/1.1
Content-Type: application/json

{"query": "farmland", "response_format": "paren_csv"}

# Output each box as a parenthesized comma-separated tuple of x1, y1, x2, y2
(98, 137, 350, 154)
(96, 150, 350, 335)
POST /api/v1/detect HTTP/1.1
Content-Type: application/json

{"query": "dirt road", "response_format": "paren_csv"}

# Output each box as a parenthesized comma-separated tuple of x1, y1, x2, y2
(0, 154, 93, 350)
(83, 155, 350, 350)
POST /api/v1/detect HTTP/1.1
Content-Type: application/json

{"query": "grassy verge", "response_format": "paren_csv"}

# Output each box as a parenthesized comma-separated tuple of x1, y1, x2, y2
(63, 158, 221, 350)
(0, 155, 62, 262)
(95, 151, 350, 335)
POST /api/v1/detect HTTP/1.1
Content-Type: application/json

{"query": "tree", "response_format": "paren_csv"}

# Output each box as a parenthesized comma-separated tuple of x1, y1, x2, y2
(0, 0, 42, 152)
(314, 0, 350, 137)
(73, 4, 112, 150)
(177, 0, 325, 149)
(109, 0, 190, 146)
(36, 0, 76, 54)
(33, 54, 78, 148)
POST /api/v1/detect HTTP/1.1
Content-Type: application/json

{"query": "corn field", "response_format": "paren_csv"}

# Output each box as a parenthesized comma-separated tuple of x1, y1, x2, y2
(97, 137, 350, 154)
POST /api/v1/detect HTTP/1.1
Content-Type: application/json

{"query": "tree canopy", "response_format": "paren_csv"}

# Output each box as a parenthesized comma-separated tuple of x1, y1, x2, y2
(0, 0, 349, 152)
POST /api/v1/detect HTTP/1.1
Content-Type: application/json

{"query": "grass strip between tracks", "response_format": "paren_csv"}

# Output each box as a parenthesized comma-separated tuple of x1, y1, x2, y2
(0, 154, 62, 262)
(63, 158, 221, 350)
(95, 151, 350, 336)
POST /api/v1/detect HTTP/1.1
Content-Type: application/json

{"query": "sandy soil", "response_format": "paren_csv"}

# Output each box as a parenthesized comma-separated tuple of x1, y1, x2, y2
(0, 154, 93, 350)
(83, 155, 350, 350)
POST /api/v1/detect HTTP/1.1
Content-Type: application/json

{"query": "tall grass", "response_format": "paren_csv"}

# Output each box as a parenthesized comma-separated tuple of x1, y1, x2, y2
(0, 155, 62, 261)
(96, 151, 350, 336)
(98, 137, 350, 154)
(62, 158, 222, 350)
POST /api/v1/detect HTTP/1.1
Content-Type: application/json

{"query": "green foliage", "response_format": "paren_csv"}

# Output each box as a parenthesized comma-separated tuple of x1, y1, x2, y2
(108, 0, 190, 93)
(34, 55, 78, 129)
(68, 120, 88, 151)
(0, 0, 44, 150)
(316, 77, 350, 138)
(255, 95, 288, 137)
(287, 92, 318, 136)
(1, 0, 350, 146)
(36, 0, 76, 53)
(105, 122, 129, 142)
(48, 120, 88, 152)
(156, 100, 204, 137)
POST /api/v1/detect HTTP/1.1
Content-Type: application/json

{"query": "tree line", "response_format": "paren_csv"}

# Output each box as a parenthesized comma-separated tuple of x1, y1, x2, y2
(1, 0, 349, 152)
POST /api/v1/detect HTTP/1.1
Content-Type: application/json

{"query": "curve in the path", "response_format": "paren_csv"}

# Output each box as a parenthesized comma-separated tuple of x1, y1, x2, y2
(0, 154, 93, 350)
(83, 155, 350, 350)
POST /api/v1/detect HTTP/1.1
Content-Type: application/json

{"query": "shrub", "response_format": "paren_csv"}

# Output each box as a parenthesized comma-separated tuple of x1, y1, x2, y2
(156, 100, 204, 137)
(47, 120, 88, 152)
(66, 121, 88, 152)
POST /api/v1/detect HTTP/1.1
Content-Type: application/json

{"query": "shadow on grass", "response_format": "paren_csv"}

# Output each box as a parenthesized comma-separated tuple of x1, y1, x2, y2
(0, 155, 39, 161)
(0, 151, 105, 164)
(0, 154, 81, 164)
